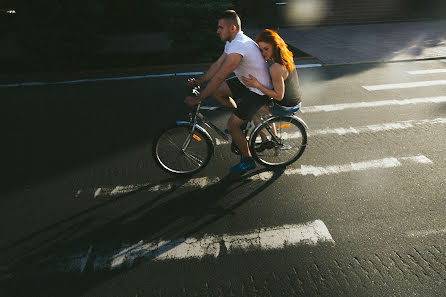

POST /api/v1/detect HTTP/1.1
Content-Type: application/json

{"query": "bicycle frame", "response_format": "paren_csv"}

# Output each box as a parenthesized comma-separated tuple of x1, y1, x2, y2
(179, 103, 232, 144)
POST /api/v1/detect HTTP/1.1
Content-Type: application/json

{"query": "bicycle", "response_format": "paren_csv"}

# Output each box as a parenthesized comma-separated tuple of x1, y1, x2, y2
(152, 86, 308, 175)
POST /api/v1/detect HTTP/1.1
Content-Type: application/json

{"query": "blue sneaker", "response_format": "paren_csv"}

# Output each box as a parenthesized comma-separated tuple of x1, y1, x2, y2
(229, 157, 256, 174)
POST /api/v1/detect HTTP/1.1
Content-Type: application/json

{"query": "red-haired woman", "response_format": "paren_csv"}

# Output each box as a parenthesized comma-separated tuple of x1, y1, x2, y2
(242, 29, 302, 116)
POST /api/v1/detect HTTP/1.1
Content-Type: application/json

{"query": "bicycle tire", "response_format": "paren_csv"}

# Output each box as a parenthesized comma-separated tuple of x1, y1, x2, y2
(152, 124, 214, 175)
(250, 116, 307, 168)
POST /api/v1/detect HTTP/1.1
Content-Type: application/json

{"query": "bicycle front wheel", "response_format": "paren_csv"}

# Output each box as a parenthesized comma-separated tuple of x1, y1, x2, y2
(250, 116, 307, 168)
(152, 124, 213, 175)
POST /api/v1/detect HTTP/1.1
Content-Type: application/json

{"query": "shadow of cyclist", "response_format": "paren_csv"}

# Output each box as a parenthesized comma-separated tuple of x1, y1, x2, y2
(5, 167, 285, 291)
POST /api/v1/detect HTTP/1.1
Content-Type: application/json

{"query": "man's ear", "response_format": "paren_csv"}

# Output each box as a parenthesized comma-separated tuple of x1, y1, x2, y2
(231, 24, 237, 32)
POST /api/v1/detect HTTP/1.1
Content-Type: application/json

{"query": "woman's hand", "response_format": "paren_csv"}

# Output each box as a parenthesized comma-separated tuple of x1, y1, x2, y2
(242, 74, 260, 88)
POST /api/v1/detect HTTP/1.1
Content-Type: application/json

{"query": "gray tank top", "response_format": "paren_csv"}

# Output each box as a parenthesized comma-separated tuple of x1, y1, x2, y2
(269, 61, 302, 107)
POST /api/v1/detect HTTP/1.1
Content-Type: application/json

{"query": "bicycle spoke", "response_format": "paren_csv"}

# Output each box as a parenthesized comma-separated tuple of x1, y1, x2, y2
(251, 117, 307, 167)
(183, 150, 204, 167)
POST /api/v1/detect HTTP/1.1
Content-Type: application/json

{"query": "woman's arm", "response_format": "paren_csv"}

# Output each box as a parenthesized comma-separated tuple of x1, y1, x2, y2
(242, 63, 286, 101)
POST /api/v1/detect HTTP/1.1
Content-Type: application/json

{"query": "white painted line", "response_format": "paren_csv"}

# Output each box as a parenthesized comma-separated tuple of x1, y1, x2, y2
(310, 118, 446, 136)
(86, 220, 333, 270)
(295, 64, 322, 68)
(80, 246, 93, 273)
(58, 246, 93, 273)
(363, 80, 446, 91)
(301, 96, 446, 113)
(175, 72, 205, 76)
(88, 155, 432, 199)
(0, 72, 205, 88)
(408, 69, 446, 75)
(94, 177, 221, 199)
(214, 118, 446, 145)
(407, 228, 446, 237)
(281, 155, 431, 177)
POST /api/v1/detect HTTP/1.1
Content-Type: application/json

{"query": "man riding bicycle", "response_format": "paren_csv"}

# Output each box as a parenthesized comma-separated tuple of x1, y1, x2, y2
(184, 10, 272, 174)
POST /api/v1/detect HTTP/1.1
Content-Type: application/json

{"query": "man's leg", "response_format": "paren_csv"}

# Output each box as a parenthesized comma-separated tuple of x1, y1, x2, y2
(227, 113, 250, 158)
(227, 113, 256, 174)
(213, 81, 237, 108)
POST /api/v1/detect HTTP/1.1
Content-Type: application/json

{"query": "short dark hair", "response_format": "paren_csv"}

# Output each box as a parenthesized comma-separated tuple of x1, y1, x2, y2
(219, 10, 241, 31)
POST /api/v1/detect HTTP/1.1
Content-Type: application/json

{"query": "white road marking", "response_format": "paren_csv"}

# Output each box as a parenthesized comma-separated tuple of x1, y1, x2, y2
(408, 69, 446, 75)
(407, 228, 446, 237)
(215, 117, 446, 145)
(94, 177, 221, 198)
(0, 72, 205, 88)
(60, 220, 333, 271)
(80, 246, 93, 273)
(58, 246, 93, 273)
(363, 80, 446, 91)
(310, 118, 446, 136)
(300, 96, 446, 113)
(89, 155, 432, 199)
(295, 63, 322, 68)
(282, 155, 431, 177)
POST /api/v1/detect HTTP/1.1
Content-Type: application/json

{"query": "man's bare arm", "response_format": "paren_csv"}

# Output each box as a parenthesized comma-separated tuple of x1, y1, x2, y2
(194, 52, 227, 85)
(196, 53, 242, 101)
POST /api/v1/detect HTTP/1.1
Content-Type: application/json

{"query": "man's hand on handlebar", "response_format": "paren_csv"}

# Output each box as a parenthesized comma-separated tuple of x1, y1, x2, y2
(187, 78, 198, 87)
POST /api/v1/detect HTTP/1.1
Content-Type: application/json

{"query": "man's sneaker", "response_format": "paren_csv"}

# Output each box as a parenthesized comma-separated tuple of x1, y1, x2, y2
(254, 140, 276, 152)
(229, 157, 256, 174)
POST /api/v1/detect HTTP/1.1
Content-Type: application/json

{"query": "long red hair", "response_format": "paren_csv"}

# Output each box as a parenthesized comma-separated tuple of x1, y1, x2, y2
(255, 29, 294, 72)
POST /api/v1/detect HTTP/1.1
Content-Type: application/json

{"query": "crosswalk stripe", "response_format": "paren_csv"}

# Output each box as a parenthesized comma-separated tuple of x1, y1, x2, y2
(60, 220, 333, 272)
(407, 69, 446, 75)
(310, 117, 446, 136)
(89, 155, 432, 199)
(214, 117, 446, 145)
(363, 80, 446, 91)
(300, 96, 446, 113)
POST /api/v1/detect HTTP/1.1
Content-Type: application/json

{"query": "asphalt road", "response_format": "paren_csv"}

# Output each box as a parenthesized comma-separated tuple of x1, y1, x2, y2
(1, 59, 446, 296)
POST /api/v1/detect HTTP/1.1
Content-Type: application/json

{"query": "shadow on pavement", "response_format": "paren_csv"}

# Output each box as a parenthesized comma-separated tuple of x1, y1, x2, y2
(2, 167, 286, 297)
(0, 77, 189, 195)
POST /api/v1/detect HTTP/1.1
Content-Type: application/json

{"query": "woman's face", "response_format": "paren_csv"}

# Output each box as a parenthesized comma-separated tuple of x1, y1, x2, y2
(258, 41, 273, 61)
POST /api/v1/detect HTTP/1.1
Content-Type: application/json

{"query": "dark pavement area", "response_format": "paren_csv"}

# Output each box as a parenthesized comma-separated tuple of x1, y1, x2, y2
(2, 19, 446, 82)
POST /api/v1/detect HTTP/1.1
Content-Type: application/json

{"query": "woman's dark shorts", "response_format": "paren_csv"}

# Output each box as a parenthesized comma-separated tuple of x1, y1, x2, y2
(226, 77, 270, 121)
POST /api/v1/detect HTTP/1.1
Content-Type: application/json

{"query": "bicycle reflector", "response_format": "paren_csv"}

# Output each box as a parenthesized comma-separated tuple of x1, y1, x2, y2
(279, 124, 291, 128)
(193, 134, 202, 141)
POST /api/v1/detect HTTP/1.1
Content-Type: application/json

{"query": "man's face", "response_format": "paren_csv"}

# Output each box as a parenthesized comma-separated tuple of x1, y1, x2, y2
(217, 19, 231, 42)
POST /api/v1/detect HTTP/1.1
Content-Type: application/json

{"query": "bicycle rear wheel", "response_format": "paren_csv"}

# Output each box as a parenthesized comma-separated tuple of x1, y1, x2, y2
(250, 116, 307, 168)
(152, 124, 213, 175)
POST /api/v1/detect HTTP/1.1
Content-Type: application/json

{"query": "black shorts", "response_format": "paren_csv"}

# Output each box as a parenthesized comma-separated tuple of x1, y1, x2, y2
(226, 77, 270, 121)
